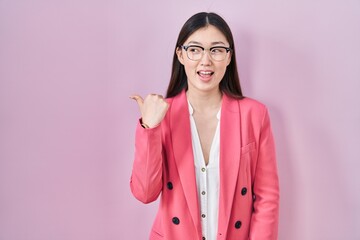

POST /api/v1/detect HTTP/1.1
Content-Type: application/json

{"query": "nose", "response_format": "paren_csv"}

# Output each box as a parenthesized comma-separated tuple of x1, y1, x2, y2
(200, 50, 212, 65)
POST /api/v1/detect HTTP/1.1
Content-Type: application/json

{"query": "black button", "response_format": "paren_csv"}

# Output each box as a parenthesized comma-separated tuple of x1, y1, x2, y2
(235, 220, 242, 229)
(172, 217, 180, 225)
(202, 237, 206, 240)
(167, 182, 173, 190)
(241, 187, 247, 196)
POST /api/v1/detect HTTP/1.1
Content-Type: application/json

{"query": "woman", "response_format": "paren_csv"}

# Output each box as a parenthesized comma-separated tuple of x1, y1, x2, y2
(130, 12, 279, 240)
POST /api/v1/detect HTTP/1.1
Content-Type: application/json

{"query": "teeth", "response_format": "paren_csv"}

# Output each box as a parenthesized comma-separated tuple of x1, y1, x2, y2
(199, 71, 213, 75)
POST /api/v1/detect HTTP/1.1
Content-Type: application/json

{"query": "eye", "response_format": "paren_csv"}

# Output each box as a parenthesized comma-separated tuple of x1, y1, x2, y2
(211, 47, 226, 54)
(188, 46, 202, 53)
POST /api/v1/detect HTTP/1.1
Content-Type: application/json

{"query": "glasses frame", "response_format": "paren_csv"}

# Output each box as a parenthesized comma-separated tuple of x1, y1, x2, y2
(181, 45, 232, 62)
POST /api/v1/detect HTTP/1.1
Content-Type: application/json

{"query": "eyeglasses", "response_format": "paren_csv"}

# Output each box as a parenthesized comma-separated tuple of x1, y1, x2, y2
(181, 45, 232, 61)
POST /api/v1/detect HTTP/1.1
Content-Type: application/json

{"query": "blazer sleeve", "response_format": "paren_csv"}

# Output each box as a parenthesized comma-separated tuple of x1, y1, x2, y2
(249, 108, 280, 240)
(130, 120, 163, 204)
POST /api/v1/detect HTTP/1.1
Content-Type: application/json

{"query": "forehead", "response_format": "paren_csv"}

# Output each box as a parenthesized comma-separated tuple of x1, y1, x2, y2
(185, 25, 229, 46)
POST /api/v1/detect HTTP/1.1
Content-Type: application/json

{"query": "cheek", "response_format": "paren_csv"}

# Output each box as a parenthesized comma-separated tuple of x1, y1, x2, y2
(215, 64, 228, 77)
(183, 62, 198, 75)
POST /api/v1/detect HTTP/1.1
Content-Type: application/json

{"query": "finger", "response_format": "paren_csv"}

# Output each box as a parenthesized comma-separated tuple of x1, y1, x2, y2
(129, 94, 144, 108)
(149, 93, 164, 99)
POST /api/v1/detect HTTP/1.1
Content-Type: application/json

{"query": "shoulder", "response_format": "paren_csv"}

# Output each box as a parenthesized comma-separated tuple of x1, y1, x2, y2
(165, 96, 175, 105)
(239, 97, 267, 111)
(164, 90, 185, 109)
(161, 92, 186, 126)
(225, 94, 267, 114)
(234, 96, 269, 123)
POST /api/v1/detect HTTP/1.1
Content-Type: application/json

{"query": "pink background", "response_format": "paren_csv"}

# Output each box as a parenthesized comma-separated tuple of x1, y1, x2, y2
(1, 0, 359, 239)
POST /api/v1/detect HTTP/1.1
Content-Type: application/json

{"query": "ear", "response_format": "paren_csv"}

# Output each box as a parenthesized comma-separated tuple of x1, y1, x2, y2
(176, 47, 185, 65)
(226, 51, 232, 66)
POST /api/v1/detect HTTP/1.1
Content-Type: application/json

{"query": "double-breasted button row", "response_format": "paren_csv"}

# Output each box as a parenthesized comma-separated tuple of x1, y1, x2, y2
(235, 188, 245, 230)
(168, 182, 179, 226)
(168, 182, 179, 225)
(172, 218, 242, 229)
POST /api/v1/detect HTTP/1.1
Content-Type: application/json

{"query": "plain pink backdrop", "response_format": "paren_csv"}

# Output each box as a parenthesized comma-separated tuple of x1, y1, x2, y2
(1, 0, 359, 239)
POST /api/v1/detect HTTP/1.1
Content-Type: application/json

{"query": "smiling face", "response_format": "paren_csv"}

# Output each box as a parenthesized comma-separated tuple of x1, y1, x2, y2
(176, 25, 232, 96)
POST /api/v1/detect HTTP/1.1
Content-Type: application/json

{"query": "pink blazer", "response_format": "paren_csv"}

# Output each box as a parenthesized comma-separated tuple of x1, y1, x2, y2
(130, 90, 279, 240)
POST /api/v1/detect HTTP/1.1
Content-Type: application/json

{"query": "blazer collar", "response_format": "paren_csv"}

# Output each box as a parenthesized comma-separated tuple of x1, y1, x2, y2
(170, 90, 241, 239)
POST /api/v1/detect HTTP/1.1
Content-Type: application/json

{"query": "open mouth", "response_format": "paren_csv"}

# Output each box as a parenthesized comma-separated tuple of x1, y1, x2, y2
(197, 70, 214, 77)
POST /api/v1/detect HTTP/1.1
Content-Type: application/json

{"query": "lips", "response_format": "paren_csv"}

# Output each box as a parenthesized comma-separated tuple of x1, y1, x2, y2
(197, 70, 214, 77)
(197, 70, 214, 82)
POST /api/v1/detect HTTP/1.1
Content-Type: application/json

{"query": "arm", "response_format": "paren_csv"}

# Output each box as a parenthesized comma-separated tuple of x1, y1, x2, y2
(130, 120, 163, 204)
(249, 108, 280, 239)
(129, 94, 169, 203)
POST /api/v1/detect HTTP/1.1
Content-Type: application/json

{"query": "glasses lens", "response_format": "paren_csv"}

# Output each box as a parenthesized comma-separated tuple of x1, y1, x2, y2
(211, 47, 227, 61)
(186, 46, 203, 61)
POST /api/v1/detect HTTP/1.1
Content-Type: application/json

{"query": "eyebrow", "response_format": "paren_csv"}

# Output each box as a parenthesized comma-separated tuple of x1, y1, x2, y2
(187, 41, 227, 46)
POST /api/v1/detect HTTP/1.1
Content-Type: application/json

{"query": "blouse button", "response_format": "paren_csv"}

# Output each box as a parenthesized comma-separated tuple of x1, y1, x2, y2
(201, 191, 206, 195)
(201, 214, 206, 218)
(241, 187, 247, 196)
(201, 167, 206, 172)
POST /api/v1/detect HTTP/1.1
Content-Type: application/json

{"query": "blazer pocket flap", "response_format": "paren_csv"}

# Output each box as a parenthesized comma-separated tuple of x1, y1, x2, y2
(150, 228, 164, 239)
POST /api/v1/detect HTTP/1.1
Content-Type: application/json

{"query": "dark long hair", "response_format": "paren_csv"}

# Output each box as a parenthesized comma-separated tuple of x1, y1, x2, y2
(166, 12, 243, 99)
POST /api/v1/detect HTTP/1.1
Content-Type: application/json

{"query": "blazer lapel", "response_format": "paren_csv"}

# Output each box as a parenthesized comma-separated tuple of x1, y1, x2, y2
(170, 90, 201, 237)
(218, 94, 242, 238)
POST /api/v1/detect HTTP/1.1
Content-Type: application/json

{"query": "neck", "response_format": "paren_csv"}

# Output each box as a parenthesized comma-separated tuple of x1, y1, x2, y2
(186, 88, 222, 113)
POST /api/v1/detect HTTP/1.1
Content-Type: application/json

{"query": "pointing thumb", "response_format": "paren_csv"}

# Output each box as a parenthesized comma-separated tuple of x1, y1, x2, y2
(129, 94, 144, 109)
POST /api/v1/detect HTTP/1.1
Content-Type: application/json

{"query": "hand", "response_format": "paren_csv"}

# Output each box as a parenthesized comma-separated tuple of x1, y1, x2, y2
(130, 94, 169, 128)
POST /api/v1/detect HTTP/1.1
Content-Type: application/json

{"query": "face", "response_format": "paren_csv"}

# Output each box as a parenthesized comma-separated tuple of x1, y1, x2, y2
(176, 25, 231, 95)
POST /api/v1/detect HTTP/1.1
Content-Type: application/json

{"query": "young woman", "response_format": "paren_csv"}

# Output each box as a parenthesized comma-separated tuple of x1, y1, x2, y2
(130, 12, 279, 240)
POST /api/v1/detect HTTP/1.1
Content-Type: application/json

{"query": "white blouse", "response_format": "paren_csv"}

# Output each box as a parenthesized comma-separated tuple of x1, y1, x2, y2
(188, 102, 221, 240)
